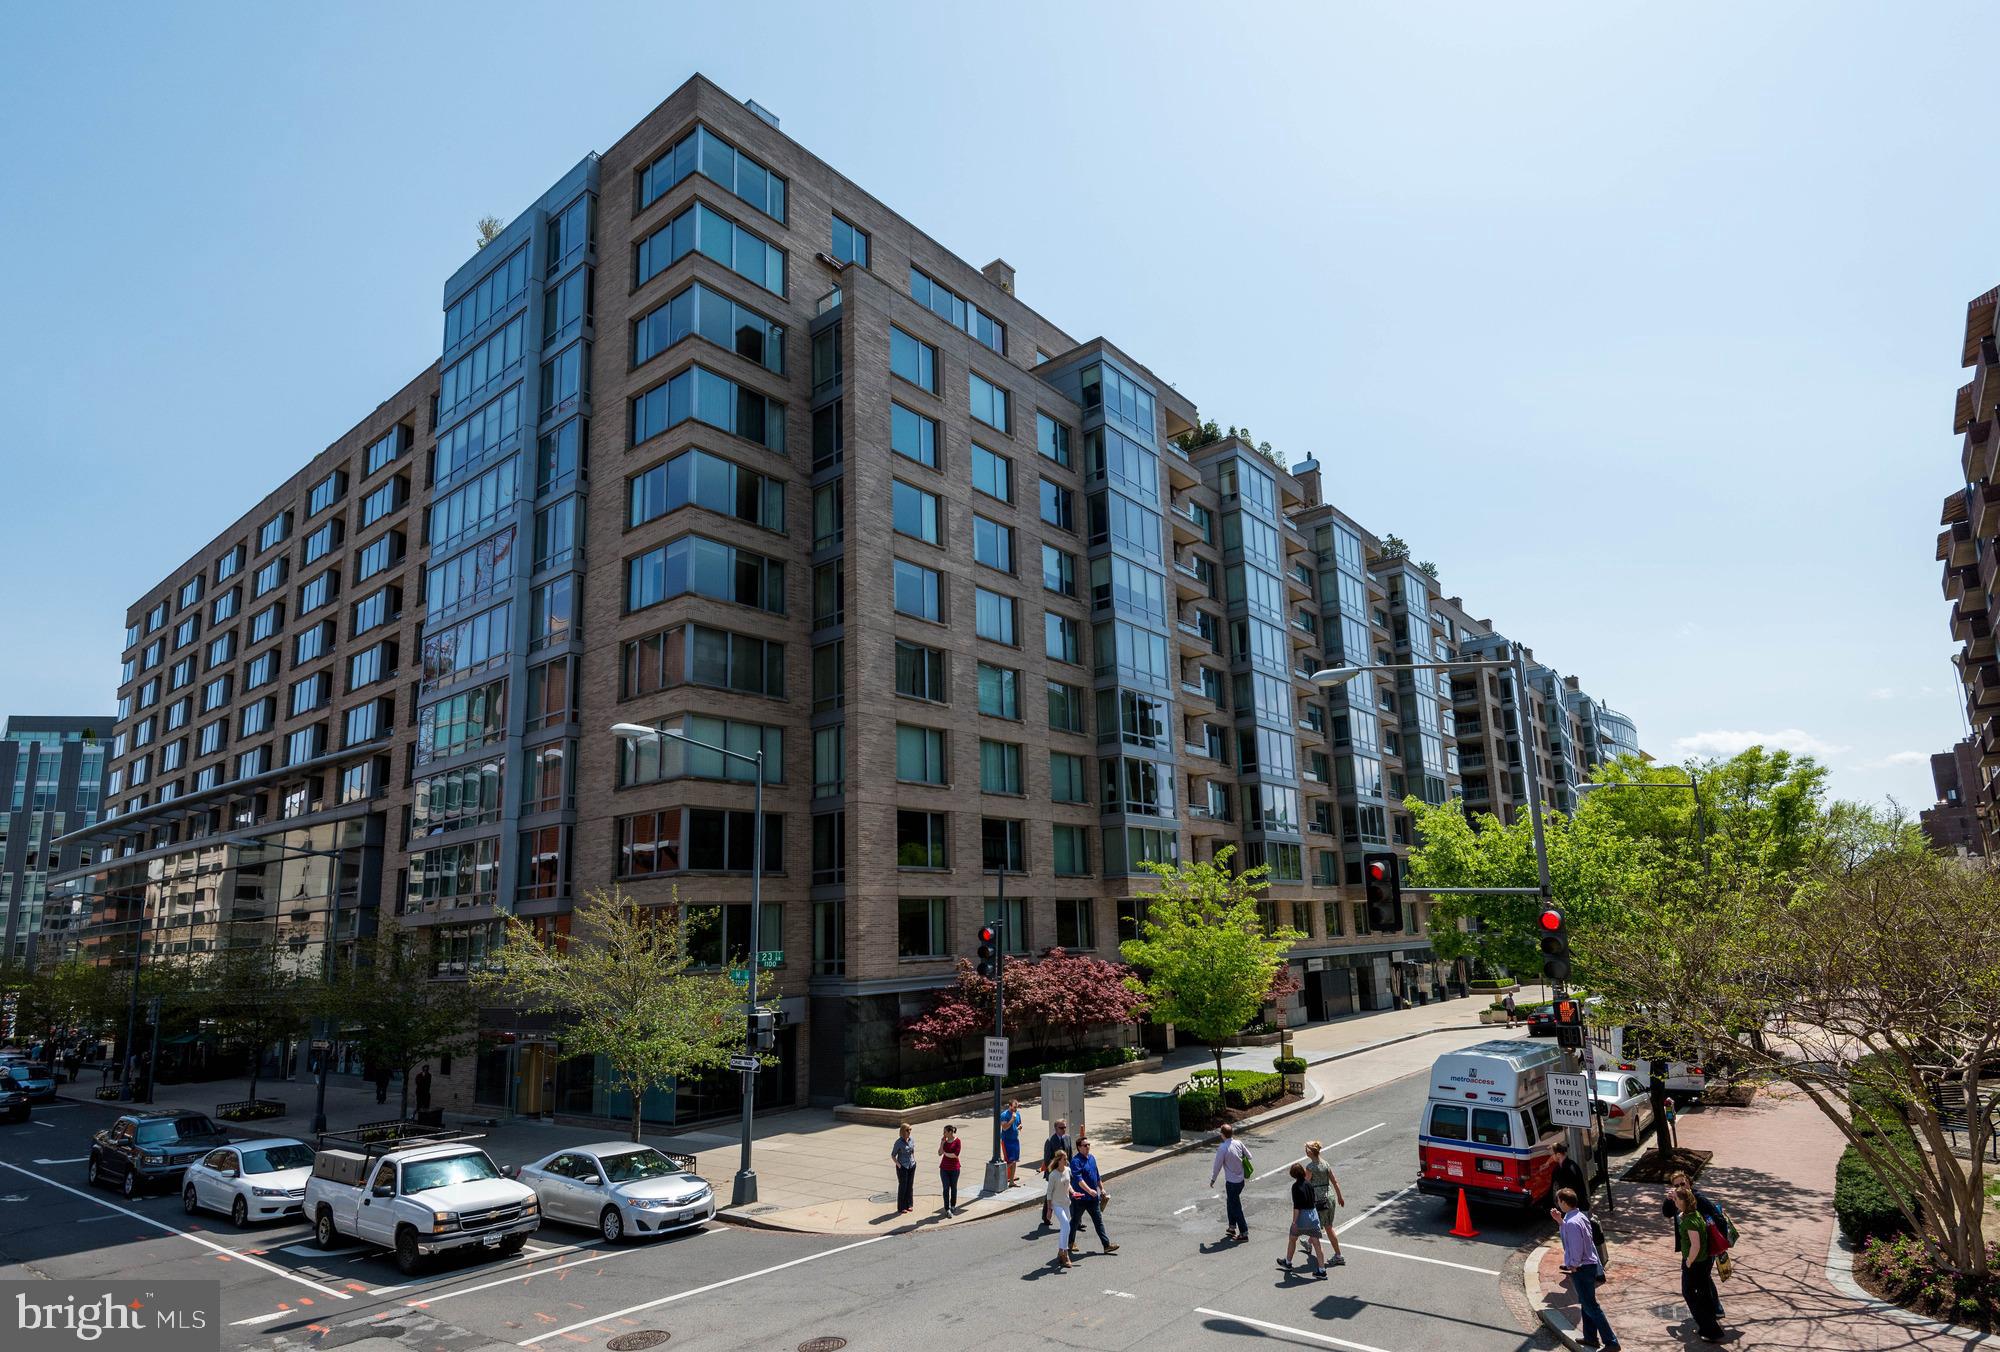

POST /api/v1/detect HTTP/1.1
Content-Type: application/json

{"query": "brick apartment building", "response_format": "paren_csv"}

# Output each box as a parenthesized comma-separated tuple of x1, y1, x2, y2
(1919, 736, 1986, 854)
(1942, 281, 2000, 853)
(52, 74, 1638, 1124)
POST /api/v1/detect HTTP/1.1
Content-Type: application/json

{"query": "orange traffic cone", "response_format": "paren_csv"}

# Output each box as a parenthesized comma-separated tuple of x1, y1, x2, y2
(1449, 1186, 1480, 1239)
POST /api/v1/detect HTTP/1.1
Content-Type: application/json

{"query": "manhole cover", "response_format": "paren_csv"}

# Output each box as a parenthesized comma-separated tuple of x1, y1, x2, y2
(799, 1340, 848, 1352)
(607, 1332, 670, 1351)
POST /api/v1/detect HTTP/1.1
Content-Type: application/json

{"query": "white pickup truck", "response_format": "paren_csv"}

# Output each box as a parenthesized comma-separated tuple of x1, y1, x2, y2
(304, 1137, 539, 1274)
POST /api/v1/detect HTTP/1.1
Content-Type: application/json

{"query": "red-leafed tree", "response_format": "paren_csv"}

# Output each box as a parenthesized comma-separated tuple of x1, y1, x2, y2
(901, 951, 1146, 1062)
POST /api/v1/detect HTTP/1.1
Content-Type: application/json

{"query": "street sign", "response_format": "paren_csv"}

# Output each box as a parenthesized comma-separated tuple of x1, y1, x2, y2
(983, 1036, 1010, 1077)
(728, 1054, 761, 1073)
(759, 950, 782, 968)
(1547, 1072, 1592, 1127)
(728, 967, 750, 982)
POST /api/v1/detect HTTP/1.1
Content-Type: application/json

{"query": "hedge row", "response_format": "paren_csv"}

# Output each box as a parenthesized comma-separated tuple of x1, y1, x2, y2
(1274, 1057, 1307, 1075)
(1834, 1056, 1923, 1246)
(1188, 1068, 1284, 1110)
(852, 1045, 1143, 1110)
(1469, 979, 1516, 992)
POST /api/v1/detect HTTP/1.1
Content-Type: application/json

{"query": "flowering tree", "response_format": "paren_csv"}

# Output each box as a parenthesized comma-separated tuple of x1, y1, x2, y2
(902, 950, 1146, 1063)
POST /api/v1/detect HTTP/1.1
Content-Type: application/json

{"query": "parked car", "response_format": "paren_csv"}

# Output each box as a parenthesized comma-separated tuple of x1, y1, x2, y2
(0, 1073, 29, 1124)
(89, 1110, 230, 1197)
(510, 1143, 712, 1243)
(1591, 1072, 1656, 1146)
(305, 1135, 538, 1275)
(181, 1138, 315, 1226)
(0, 1057, 56, 1101)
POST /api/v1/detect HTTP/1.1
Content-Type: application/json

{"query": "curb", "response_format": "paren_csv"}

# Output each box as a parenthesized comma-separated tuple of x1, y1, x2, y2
(1522, 1241, 1589, 1350)
(717, 1079, 1330, 1236)
(1293, 1023, 1497, 1069)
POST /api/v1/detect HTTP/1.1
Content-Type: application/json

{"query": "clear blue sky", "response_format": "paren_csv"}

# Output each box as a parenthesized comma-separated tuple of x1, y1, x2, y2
(0, 1, 1978, 810)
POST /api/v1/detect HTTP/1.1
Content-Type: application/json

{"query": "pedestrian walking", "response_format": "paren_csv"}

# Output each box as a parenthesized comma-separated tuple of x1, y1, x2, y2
(1503, 990, 1517, 1020)
(415, 1064, 433, 1113)
(1301, 1140, 1347, 1266)
(1280, 1162, 1328, 1278)
(1670, 1183, 1727, 1343)
(891, 1123, 917, 1214)
(1553, 1187, 1620, 1350)
(1551, 1141, 1590, 1210)
(1039, 1117, 1073, 1229)
(372, 1062, 391, 1105)
(1045, 1149, 1074, 1270)
(998, 1098, 1024, 1187)
(1660, 1170, 1735, 1313)
(1208, 1121, 1253, 1242)
(1068, 1137, 1117, 1253)
(938, 1124, 963, 1214)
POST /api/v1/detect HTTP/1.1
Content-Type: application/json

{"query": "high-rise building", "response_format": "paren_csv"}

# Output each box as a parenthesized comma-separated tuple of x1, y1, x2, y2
(55, 74, 1638, 1121)
(1943, 281, 2000, 844)
(0, 717, 111, 962)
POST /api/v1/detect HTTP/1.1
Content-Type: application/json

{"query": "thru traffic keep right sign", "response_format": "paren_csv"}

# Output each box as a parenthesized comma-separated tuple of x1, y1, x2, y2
(1547, 1071, 1592, 1127)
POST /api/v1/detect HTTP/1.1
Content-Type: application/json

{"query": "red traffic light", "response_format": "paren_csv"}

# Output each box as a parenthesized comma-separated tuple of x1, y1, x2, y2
(1539, 909, 1563, 931)
(978, 925, 996, 944)
(1367, 861, 1386, 881)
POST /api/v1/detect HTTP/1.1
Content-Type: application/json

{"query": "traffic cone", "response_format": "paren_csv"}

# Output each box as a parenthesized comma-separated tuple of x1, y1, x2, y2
(1449, 1186, 1480, 1239)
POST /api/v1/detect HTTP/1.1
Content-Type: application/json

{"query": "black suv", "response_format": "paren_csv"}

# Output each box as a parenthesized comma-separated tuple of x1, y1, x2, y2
(90, 1110, 229, 1198)
(0, 1072, 28, 1124)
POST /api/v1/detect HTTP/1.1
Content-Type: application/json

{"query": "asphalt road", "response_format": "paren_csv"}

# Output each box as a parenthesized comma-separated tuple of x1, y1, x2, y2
(0, 1071, 1562, 1352)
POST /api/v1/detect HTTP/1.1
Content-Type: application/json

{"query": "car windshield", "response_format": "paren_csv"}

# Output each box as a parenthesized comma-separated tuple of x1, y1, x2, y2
(401, 1152, 499, 1193)
(136, 1116, 221, 1144)
(598, 1149, 682, 1184)
(240, 1144, 315, 1174)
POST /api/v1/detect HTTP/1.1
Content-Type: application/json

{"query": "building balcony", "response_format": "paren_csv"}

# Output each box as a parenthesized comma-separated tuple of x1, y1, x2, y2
(1180, 675, 1220, 709)
(1187, 805, 1233, 832)
(1946, 564, 1980, 604)
(1979, 485, 2000, 540)
(1976, 662, 2000, 709)
(1957, 378, 1978, 436)
(1169, 499, 1208, 544)
(1966, 286, 1999, 368)
(1941, 520, 1978, 569)
(1965, 419, 1996, 487)
(1173, 555, 1213, 597)
(1166, 441, 1200, 490)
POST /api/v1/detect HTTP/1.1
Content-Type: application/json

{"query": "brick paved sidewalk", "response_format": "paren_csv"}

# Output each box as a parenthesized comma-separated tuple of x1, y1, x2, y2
(1533, 1089, 1985, 1350)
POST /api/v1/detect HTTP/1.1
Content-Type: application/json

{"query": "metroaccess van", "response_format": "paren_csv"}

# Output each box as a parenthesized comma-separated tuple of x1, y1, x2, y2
(1418, 1039, 1590, 1209)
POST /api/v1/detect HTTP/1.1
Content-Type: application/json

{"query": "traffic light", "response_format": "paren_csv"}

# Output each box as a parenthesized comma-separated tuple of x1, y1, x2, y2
(1362, 851, 1401, 932)
(976, 924, 999, 979)
(750, 1009, 778, 1052)
(1539, 908, 1572, 984)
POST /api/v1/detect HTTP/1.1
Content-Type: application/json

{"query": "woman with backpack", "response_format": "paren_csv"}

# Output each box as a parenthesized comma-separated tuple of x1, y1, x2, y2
(1669, 1183, 1728, 1343)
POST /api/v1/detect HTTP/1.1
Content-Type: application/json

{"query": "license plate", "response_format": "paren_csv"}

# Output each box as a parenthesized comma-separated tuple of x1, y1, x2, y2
(676, 1210, 694, 1223)
(481, 1234, 502, 1248)
(1447, 1162, 1463, 1178)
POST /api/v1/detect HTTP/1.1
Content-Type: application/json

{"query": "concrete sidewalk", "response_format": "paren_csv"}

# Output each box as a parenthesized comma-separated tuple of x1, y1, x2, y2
(95, 995, 1505, 1236)
(1531, 1088, 1987, 1351)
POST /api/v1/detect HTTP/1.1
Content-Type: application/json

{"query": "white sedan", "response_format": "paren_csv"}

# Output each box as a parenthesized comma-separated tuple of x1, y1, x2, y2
(181, 1138, 316, 1226)
(510, 1143, 713, 1242)
(1592, 1073, 1657, 1147)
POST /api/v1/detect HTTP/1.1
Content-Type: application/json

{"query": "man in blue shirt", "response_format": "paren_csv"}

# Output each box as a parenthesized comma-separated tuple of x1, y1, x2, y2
(1068, 1137, 1118, 1253)
(1552, 1187, 1619, 1350)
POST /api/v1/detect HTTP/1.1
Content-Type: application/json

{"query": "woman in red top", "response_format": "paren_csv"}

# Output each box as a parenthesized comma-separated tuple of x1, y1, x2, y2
(938, 1124, 962, 1215)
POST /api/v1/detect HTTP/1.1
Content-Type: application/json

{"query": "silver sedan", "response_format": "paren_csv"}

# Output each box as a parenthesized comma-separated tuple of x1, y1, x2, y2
(510, 1144, 713, 1243)
(1592, 1073, 1657, 1146)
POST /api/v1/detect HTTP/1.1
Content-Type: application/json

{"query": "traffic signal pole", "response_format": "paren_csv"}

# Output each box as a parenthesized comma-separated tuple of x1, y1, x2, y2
(982, 870, 1008, 1198)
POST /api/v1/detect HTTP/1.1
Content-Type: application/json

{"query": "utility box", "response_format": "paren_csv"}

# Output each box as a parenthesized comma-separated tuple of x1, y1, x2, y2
(1041, 1072, 1086, 1137)
(1129, 1091, 1181, 1148)
(311, 1149, 368, 1187)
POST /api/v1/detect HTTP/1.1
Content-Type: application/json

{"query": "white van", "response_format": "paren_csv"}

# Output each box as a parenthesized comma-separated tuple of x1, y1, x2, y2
(1418, 1039, 1593, 1210)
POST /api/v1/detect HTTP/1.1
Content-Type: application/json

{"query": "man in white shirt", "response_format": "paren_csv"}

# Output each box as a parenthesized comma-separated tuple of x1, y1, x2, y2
(1208, 1122, 1252, 1241)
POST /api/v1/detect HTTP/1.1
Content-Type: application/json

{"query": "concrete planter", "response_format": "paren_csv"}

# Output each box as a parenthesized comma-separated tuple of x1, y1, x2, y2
(834, 1055, 1164, 1126)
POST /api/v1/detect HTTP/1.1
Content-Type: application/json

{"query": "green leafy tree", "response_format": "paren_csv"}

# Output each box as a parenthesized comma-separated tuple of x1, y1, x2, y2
(477, 886, 746, 1142)
(1377, 534, 1410, 560)
(197, 946, 314, 1103)
(325, 920, 479, 1117)
(1120, 847, 1304, 1087)
(1, 958, 117, 1053)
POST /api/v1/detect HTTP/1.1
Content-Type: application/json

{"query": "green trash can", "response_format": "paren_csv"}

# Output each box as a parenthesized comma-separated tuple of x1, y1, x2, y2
(1130, 1091, 1181, 1147)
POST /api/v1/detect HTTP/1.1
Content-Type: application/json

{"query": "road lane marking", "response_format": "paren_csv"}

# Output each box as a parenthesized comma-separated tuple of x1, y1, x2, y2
(32, 1121, 54, 1127)
(229, 1310, 289, 1327)
(282, 1242, 363, 1257)
(1338, 1242, 1500, 1276)
(518, 1234, 893, 1345)
(401, 1244, 640, 1307)
(1334, 1183, 1415, 1235)
(1173, 1204, 1197, 1215)
(1103, 1289, 1136, 1299)
(1194, 1308, 1396, 1352)
(0, 1160, 352, 1300)
(1325, 1123, 1386, 1151)
(33, 1157, 89, 1164)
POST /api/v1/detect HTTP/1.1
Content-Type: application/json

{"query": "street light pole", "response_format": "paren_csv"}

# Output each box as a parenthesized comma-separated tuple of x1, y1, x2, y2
(612, 723, 764, 1207)
(311, 846, 343, 1136)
